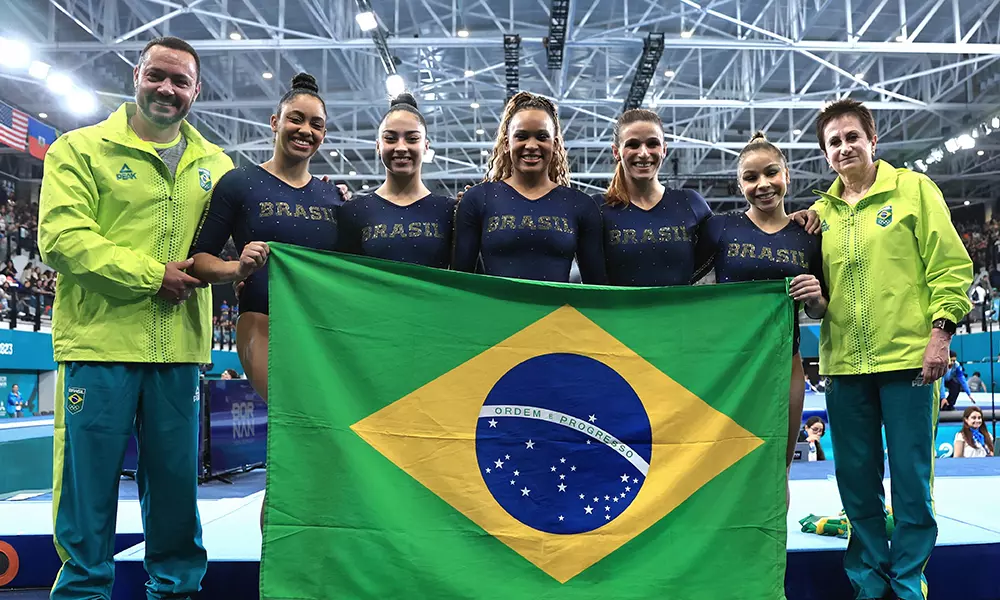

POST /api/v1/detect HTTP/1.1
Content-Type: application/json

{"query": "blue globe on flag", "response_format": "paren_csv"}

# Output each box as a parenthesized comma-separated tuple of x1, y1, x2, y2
(475, 353, 653, 535)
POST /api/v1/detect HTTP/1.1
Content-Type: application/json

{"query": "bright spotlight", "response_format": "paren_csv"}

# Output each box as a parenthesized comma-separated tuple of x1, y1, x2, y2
(67, 88, 98, 115)
(423, 149, 436, 163)
(46, 72, 73, 96)
(28, 61, 50, 80)
(957, 134, 975, 150)
(385, 74, 405, 97)
(0, 38, 31, 69)
(356, 12, 378, 32)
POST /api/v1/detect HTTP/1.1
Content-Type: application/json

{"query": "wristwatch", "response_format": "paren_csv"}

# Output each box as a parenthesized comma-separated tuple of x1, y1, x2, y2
(932, 318, 957, 335)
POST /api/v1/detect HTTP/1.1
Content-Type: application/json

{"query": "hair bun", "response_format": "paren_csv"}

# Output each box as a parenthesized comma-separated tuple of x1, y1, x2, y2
(749, 130, 768, 143)
(390, 92, 419, 110)
(290, 72, 319, 93)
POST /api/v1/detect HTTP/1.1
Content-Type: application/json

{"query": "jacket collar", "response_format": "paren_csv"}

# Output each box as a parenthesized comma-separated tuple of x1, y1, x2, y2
(814, 160, 898, 206)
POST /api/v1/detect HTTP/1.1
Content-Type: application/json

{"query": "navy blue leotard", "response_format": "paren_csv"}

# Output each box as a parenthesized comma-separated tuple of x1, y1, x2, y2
(597, 189, 712, 286)
(191, 164, 344, 315)
(453, 181, 607, 283)
(702, 210, 824, 353)
(336, 192, 456, 268)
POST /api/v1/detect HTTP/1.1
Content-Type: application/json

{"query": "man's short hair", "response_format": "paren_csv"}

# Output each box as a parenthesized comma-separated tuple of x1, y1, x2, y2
(138, 36, 200, 81)
(973, 371, 982, 377)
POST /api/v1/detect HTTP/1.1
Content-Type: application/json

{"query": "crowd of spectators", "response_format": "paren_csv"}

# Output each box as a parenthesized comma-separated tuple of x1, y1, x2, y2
(0, 259, 55, 320)
(0, 201, 40, 261)
(956, 219, 1000, 271)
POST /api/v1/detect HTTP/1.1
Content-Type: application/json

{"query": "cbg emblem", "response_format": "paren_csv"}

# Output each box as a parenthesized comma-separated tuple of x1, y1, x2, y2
(67, 387, 86, 415)
(876, 205, 893, 228)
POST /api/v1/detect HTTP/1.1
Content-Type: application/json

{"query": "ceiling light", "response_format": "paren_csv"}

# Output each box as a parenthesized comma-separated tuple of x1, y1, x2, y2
(356, 11, 378, 32)
(680, 30, 694, 38)
(476, 128, 485, 135)
(423, 92, 436, 101)
(793, 129, 802, 136)
(262, 72, 273, 80)
(464, 70, 474, 77)
(914, 160, 927, 172)
(945, 138, 959, 153)
(957, 134, 976, 149)
(46, 72, 73, 96)
(0, 39, 31, 69)
(978, 150, 985, 156)
(481, 149, 489, 156)
(28, 61, 50, 80)
(423, 149, 436, 163)
(664, 69, 676, 77)
(330, 150, 339, 157)
(854, 72, 865, 80)
(993, 117, 1000, 129)
(385, 74, 405, 97)
(362, 184, 370, 190)
(67, 88, 97, 115)
(964, 200, 971, 206)
(348, 170, 357, 176)
(457, 29, 470, 38)
(38, 112, 47, 119)
(229, 32, 242, 41)
(470, 102, 479, 109)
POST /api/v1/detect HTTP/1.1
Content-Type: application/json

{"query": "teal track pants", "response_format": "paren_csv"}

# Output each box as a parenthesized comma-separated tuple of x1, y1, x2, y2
(50, 362, 206, 600)
(826, 369, 938, 600)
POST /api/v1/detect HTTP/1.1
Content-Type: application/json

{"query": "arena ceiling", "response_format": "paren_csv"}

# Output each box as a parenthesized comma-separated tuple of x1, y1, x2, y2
(2, 0, 1000, 207)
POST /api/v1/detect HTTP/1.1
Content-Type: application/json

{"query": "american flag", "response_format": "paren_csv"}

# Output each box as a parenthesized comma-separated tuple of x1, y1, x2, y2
(0, 102, 29, 152)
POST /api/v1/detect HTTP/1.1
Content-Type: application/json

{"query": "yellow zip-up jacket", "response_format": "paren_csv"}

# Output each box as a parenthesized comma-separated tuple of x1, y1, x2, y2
(38, 103, 234, 363)
(810, 160, 972, 376)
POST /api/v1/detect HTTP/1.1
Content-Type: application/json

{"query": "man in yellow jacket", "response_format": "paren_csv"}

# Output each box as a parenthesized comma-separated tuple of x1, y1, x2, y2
(38, 37, 233, 599)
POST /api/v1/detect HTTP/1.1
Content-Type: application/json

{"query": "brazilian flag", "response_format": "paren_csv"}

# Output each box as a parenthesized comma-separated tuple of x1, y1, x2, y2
(262, 243, 792, 600)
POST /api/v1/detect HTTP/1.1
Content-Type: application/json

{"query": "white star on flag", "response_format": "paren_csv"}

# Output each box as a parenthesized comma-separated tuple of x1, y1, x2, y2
(486, 468, 491, 473)
(584, 506, 593, 514)
(620, 474, 630, 483)
(521, 487, 531, 497)
(560, 457, 566, 463)
(570, 466, 576, 471)
(588, 414, 597, 422)
(488, 419, 497, 427)
(495, 459, 504, 469)
(559, 474, 565, 480)
(579, 494, 585, 499)
(558, 483, 567, 492)
(514, 470, 520, 476)
(525, 440, 534, 449)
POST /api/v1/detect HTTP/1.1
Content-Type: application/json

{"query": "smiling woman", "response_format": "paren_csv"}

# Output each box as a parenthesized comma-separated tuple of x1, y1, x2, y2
(188, 71, 345, 406)
(335, 93, 457, 268)
(453, 92, 607, 284)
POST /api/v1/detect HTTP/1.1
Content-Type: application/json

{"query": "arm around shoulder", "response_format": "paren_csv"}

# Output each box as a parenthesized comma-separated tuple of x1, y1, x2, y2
(38, 136, 165, 300)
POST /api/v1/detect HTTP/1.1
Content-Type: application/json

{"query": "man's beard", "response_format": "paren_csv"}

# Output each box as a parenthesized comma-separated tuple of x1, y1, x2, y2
(137, 92, 189, 126)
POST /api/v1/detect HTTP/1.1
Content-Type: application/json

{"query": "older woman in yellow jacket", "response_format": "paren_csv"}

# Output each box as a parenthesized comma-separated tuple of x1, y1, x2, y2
(810, 99, 972, 600)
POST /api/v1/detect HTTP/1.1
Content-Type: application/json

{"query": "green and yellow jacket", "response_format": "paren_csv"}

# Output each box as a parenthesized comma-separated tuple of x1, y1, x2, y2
(38, 103, 234, 363)
(810, 160, 972, 375)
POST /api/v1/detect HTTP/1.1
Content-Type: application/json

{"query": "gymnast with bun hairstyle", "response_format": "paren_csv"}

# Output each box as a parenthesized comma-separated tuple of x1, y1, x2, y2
(190, 72, 344, 403)
(337, 93, 456, 267)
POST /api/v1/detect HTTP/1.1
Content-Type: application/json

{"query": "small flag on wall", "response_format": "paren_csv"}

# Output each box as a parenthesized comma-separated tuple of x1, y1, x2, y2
(0, 102, 29, 152)
(27, 117, 57, 160)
